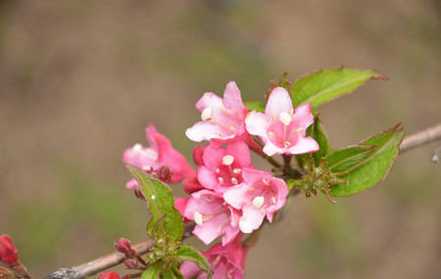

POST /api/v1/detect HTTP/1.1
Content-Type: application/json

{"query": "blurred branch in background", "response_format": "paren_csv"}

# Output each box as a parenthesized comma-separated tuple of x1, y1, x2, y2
(46, 122, 441, 279)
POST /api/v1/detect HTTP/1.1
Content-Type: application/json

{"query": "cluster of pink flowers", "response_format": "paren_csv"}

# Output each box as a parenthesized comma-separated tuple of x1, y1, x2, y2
(123, 81, 318, 278)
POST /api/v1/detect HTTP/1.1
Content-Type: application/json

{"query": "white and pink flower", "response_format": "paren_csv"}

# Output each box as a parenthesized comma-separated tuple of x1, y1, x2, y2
(196, 141, 253, 193)
(123, 125, 194, 190)
(246, 87, 319, 156)
(179, 190, 240, 245)
(180, 235, 247, 279)
(224, 169, 289, 234)
(186, 82, 248, 142)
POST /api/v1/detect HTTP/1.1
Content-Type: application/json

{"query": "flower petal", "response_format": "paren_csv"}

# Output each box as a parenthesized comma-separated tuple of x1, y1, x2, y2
(186, 121, 228, 142)
(196, 92, 223, 112)
(223, 81, 244, 111)
(239, 206, 265, 234)
(193, 213, 228, 245)
(265, 87, 293, 119)
(226, 141, 252, 167)
(223, 184, 250, 209)
(197, 166, 218, 190)
(287, 136, 319, 155)
(292, 104, 314, 131)
(262, 141, 284, 156)
(245, 111, 270, 138)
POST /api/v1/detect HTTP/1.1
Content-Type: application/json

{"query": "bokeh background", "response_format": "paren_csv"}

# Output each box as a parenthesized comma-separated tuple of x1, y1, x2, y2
(1, 1, 440, 278)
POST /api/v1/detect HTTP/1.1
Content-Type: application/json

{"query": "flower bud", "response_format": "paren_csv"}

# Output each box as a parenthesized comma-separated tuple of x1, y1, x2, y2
(98, 272, 121, 279)
(123, 258, 139, 269)
(114, 238, 136, 257)
(0, 235, 19, 266)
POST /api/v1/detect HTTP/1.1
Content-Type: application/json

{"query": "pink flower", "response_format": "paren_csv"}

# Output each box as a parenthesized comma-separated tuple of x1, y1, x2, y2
(180, 236, 247, 279)
(196, 141, 253, 193)
(224, 169, 288, 234)
(98, 272, 121, 279)
(0, 234, 18, 266)
(123, 125, 194, 190)
(186, 81, 247, 142)
(181, 190, 240, 245)
(245, 87, 319, 156)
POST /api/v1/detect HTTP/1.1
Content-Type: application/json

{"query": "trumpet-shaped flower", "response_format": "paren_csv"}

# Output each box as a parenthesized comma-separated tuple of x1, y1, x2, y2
(123, 125, 194, 190)
(196, 141, 253, 193)
(180, 235, 247, 279)
(186, 82, 247, 142)
(224, 169, 288, 234)
(181, 190, 240, 245)
(245, 87, 319, 156)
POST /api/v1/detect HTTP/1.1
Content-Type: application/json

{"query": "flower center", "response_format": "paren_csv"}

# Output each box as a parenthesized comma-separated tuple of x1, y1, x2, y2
(193, 211, 204, 225)
(201, 107, 213, 121)
(279, 112, 292, 126)
(222, 155, 235, 165)
(252, 196, 265, 208)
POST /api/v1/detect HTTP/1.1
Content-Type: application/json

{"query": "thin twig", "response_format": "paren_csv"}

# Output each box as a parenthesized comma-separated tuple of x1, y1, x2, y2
(46, 123, 441, 279)
(400, 123, 441, 153)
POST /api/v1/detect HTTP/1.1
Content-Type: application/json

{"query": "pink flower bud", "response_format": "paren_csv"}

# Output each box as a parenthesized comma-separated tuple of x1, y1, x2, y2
(98, 272, 121, 279)
(123, 258, 140, 269)
(0, 235, 19, 266)
(114, 238, 135, 257)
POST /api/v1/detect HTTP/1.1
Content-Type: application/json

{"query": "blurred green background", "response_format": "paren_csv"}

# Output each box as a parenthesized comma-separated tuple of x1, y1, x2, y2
(0, 1, 440, 278)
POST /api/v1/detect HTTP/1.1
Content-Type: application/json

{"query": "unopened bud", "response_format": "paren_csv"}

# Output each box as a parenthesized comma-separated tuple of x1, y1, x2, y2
(114, 238, 136, 257)
(123, 258, 139, 269)
(0, 235, 19, 267)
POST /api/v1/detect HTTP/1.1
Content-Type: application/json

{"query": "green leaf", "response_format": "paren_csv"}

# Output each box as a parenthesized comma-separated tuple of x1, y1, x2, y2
(245, 100, 265, 112)
(310, 117, 331, 164)
(291, 68, 383, 109)
(142, 262, 162, 279)
(129, 167, 184, 241)
(295, 117, 331, 168)
(176, 245, 211, 274)
(328, 124, 404, 197)
(327, 145, 376, 174)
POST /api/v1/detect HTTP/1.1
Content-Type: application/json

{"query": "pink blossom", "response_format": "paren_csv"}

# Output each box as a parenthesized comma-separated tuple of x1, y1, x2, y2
(224, 169, 288, 234)
(123, 125, 194, 190)
(180, 236, 247, 279)
(245, 87, 319, 156)
(196, 141, 253, 193)
(181, 190, 240, 245)
(186, 81, 247, 142)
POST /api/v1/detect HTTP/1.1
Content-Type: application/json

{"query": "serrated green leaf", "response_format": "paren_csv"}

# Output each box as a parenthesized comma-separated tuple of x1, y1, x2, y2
(142, 262, 162, 279)
(129, 167, 184, 241)
(329, 124, 404, 197)
(245, 100, 265, 112)
(176, 245, 211, 274)
(291, 68, 382, 109)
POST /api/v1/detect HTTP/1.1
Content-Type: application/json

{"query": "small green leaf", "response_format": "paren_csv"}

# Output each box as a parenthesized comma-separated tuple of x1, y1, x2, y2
(142, 262, 162, 279)
(296, 117, 331, 168)
(129, 167, 184, 241)
(328, 124, 404, 197)
(245, 100, 265, 112)
(310, 117, 331, 164)
(291, 68, 383, 109)
(176, 245, 211, 274)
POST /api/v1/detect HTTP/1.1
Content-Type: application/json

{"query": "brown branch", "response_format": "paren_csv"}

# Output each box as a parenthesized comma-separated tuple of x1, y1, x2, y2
(400, 123, 441, 153)
(46, 123, 441, 279)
